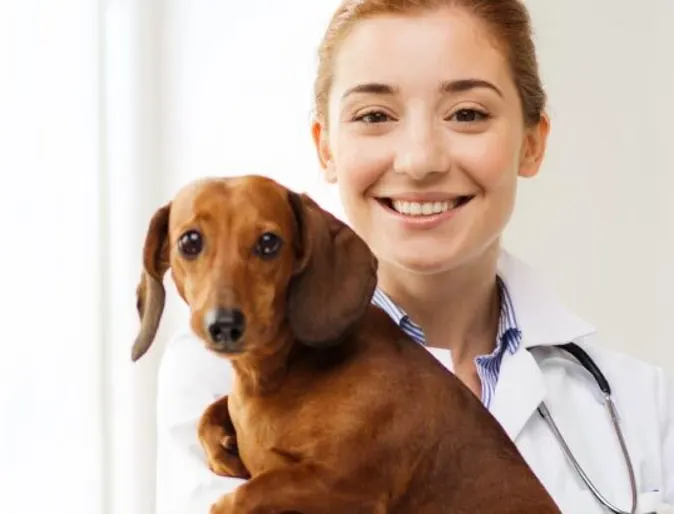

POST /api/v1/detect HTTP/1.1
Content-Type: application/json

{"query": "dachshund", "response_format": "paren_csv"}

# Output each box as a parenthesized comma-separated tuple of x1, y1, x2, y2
(131, 174, 561, 514)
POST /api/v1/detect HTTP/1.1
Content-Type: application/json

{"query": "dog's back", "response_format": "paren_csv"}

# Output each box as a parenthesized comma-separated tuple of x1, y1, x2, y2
(364, 306, 559, 513)
(266, 304, 561, 513)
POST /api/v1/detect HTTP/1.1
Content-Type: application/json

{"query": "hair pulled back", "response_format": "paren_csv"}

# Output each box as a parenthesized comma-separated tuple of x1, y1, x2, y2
(314, 0, 546, 127)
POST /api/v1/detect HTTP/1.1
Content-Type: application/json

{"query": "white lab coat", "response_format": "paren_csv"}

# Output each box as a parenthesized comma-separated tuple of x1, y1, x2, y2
(153, 250, 674, 514)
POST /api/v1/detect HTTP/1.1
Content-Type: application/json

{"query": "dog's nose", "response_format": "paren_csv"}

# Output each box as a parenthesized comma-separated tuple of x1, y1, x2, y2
(205, 308, 246, 346)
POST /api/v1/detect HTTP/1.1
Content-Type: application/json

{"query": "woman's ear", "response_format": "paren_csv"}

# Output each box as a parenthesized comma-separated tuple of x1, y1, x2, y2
(519, 112, 551, 178)
(311, 119, 337, 183)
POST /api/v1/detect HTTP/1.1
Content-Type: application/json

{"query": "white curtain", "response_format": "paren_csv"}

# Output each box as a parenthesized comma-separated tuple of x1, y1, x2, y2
(0, 0, 104, 512)
(0, 0, 170, 512)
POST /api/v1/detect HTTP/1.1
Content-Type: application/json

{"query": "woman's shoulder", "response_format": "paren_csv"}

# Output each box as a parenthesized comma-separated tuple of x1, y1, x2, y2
(579, 335, 672, 406)
(499, 248, 672, 409)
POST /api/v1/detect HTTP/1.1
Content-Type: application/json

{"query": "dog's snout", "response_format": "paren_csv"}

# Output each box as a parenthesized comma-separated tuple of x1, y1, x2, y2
(205, 308, 246, 347)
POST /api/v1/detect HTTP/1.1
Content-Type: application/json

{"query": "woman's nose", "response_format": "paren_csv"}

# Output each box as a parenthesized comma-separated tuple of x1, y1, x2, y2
(393, 121, 450, 180)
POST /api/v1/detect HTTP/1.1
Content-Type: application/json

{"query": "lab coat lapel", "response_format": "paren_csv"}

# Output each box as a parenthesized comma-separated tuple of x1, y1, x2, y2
(490, 250, 597, 440)
(489, 342, 546, 440)
(496, 250, 596, 346)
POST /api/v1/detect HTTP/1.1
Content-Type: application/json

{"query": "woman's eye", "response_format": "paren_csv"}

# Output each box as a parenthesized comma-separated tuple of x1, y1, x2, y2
(450, 109, 489, 123)
(355, 111, 391, 124)
(178, 230, 203, 259)
(255, 232, 283, 259)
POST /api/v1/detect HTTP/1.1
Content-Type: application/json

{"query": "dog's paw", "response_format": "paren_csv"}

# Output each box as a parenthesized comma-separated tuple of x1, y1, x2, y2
(198, 396, 251, 479)
(207, 441, 250, 478)
(200, 424, 250, 478)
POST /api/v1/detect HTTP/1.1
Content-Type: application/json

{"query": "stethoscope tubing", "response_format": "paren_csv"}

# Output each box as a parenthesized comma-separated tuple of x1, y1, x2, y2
(537, 343, 641, 514)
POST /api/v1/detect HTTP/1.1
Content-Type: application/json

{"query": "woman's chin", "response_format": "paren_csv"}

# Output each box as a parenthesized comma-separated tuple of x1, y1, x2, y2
(377, 247, 463, 276)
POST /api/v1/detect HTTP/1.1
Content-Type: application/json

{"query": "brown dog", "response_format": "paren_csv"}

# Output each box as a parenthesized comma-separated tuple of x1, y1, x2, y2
(132, 175, 561, 514)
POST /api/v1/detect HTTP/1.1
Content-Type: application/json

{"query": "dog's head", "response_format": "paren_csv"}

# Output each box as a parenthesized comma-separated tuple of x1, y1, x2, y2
(131, 175, 378, 362)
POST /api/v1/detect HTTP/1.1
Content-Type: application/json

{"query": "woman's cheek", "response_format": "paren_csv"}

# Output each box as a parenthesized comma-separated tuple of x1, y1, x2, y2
(450, 131, 520, 189)
(335, 135, 391, 192)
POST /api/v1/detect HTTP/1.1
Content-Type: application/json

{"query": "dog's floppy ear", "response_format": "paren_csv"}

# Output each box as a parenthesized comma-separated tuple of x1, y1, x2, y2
(287, 192, 378, 347)
(131, 203, 171, 362)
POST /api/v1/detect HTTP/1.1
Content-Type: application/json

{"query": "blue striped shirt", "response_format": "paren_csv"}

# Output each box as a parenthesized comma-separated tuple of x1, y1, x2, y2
(371, 276, 522, 408)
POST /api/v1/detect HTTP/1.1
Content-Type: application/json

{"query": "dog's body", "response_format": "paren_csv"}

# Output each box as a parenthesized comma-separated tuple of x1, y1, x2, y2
(206, 305, 557, 514)
(132, 175, 561, 514)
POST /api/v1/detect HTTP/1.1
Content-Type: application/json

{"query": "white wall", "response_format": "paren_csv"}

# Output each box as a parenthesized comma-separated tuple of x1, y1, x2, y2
(505, 0, 674, 368)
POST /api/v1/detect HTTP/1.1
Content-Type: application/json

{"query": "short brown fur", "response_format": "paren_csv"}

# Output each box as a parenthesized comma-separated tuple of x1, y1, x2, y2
(133, 174, 561, 513)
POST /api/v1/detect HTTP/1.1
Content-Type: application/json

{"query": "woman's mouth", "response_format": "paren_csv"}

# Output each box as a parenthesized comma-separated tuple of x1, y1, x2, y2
(377, 196, 474, 217)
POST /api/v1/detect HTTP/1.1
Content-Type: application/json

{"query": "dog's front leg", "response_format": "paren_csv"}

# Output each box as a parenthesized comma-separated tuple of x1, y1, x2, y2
(198, 395, 250, 479)
(209, 464, 387, 514)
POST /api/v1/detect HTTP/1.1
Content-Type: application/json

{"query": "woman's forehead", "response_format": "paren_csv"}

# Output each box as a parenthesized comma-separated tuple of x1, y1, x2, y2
(330, 9, 513, 100)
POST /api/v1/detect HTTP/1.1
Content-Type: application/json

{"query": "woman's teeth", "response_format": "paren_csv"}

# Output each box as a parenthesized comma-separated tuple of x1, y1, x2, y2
(391, 199, 456, 216)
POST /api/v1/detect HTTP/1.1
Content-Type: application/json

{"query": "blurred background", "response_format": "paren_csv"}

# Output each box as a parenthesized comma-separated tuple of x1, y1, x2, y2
(0, 0, 672, 513)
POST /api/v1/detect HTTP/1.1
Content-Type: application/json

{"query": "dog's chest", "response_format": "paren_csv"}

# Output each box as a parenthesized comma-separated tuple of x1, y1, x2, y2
(231, 394, 311, 473)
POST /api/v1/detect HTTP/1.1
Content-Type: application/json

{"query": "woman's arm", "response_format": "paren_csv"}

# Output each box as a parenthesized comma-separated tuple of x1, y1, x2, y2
(154, 330, 247, 514)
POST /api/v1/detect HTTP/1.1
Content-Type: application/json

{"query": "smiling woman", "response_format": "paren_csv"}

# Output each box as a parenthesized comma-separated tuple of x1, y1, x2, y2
(312, 3, 548, 279)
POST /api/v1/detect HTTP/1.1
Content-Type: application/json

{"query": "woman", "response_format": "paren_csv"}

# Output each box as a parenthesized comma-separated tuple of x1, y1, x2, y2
(154, 1, 673, 513)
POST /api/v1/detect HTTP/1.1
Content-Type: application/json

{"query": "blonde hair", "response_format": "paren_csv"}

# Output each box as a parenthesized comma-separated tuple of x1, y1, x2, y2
(314, 0, 546, 127)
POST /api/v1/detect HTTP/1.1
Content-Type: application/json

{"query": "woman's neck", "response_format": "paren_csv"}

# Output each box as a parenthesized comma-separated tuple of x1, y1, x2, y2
(376, 244, 502, 367)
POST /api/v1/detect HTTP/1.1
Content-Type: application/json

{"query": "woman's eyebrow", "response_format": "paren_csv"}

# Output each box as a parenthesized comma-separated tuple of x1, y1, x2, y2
(342, 79, 503, 100)
(440, 79, 503, 97)
(340, 78, 503, 101)
(341, 82, 398, 101)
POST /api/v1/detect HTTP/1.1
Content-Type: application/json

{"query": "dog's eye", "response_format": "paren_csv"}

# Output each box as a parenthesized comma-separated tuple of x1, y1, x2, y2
(255, 232, 283, 259)
(178, 230, 203, 258)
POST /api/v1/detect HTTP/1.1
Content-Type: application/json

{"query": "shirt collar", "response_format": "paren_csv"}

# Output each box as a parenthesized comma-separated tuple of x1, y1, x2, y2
(495, 276, 521, 355)
(371, 288, 408, 326)
(369, 248, 596, 349)
(371, 275, 521, 355)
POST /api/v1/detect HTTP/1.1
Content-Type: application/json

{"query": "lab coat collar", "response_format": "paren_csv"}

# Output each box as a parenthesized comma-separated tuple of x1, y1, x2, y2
(490, 249, 597, 440)
(497, 249, 597, 347)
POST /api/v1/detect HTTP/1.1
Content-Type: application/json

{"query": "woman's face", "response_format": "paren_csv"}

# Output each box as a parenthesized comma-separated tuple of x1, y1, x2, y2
(313, 8, 549, 274)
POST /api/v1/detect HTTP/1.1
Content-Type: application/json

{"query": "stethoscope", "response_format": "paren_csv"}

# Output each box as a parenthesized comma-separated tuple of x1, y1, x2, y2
(535, 342, 652, 514)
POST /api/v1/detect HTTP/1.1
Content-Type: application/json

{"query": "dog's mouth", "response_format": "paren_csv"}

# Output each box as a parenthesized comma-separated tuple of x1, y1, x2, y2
(376, 196, 474, 216)
(207, 340, 245, 356)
